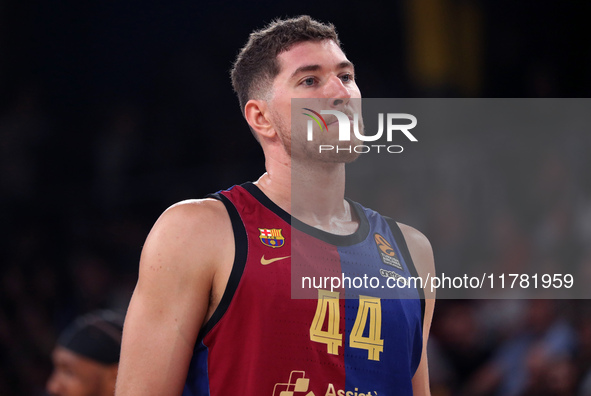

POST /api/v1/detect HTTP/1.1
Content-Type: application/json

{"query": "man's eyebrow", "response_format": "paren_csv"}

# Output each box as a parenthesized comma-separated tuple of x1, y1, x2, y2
(290, 64, 321, 79)
(290, 61, 355, 79)
(337, 60, 355, 71)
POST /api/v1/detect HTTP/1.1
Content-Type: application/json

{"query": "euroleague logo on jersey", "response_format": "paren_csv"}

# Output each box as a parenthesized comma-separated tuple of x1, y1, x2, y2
(373, 233, 402, 270)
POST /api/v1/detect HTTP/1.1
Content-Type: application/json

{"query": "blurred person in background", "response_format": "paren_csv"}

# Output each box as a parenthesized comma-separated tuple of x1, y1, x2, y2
(46, 310, 124, 396)
(463, 300, 576, 396)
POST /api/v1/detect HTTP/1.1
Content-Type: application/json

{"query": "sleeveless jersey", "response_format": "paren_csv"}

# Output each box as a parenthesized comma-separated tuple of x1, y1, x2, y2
(183, 182, 424, 396)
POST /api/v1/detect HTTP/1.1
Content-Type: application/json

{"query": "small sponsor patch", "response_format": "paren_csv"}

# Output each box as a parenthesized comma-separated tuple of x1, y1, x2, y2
(272, 370, 312, 396)
(380, 268, 404, 281)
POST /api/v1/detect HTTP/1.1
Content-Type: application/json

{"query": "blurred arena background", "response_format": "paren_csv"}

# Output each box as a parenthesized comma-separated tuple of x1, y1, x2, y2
(1, 0, 590, 394)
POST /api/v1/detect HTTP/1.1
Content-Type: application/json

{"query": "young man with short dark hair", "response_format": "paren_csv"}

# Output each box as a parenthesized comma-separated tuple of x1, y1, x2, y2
(117, 15, 434, 396)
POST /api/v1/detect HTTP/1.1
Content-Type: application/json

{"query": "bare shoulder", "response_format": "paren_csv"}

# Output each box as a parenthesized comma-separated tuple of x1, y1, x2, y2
(153, 197, 230, 237)
(397, 222, 435, 301)
(396, 222, 431, 252)
(117, 198, 233, 395)
(398, 223, 435, 394)
(397, 222, 435, 275)
(142, 198, 233, 274)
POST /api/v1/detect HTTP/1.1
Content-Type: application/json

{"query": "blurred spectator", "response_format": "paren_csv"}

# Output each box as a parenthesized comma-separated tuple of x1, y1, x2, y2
(463, 300, 576, 396)
(428, 301, 494, 395)
(46, 310, 124, 396)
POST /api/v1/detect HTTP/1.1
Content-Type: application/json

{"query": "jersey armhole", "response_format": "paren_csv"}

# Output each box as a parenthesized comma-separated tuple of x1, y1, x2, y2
(384, 217, 426, 331)
(196, 192, 248, 341)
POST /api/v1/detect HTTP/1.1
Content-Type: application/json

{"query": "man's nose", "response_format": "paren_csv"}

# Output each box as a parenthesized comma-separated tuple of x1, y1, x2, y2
(323, 75, 351, 107)
(46, 372, 62, 396)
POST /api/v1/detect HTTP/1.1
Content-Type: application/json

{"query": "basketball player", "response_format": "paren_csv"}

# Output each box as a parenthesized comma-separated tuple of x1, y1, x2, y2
(47, 310, 124, 396)
(116, 15, 435, 396)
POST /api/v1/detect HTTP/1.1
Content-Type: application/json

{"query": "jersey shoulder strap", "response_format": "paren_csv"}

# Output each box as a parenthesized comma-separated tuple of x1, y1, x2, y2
(384, 217, 426, 329)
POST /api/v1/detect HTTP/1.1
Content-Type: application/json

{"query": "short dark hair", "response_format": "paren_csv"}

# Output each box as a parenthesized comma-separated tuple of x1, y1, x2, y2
(231, 15, 341, 115)
(57, 310, 124, 365)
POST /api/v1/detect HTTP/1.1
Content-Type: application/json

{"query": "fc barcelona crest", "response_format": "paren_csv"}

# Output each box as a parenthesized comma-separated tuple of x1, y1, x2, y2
(259, 228, 285, 248)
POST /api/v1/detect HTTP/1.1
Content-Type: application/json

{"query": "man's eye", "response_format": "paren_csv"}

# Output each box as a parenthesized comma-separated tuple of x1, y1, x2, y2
(341, 73, 353, 82)
(302, 77, 316, 86)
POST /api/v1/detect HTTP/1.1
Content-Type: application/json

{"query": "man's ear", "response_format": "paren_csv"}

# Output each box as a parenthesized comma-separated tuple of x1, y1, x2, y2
(244, 99, 274, 140)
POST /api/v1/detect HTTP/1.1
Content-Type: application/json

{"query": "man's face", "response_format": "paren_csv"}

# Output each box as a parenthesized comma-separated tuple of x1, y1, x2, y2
(267, 39, 363, 162)
(46, 346, 116, 396)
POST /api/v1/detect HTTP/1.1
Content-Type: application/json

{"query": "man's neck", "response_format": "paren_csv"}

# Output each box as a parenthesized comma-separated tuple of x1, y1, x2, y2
(255, 159, 359, 235)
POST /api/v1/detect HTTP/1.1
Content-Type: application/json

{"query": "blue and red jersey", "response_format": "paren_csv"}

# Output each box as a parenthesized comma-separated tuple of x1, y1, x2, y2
(183, 182, 424, 396)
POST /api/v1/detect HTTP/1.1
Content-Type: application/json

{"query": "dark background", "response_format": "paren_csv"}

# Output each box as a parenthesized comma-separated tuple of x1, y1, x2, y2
(1, 0, 590, 394)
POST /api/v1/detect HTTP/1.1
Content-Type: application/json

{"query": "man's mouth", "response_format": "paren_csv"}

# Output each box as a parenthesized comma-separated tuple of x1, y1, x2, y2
(324, 114, 354, 126)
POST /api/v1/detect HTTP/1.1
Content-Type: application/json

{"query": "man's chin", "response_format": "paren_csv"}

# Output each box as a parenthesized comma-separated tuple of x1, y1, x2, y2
(312, 144, 362, 164)
(290, 137, 365, 164)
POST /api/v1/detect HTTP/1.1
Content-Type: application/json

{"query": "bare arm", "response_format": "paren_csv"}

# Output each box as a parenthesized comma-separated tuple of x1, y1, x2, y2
(398, 223, 435, 396)
(116, 199, 233, 395)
